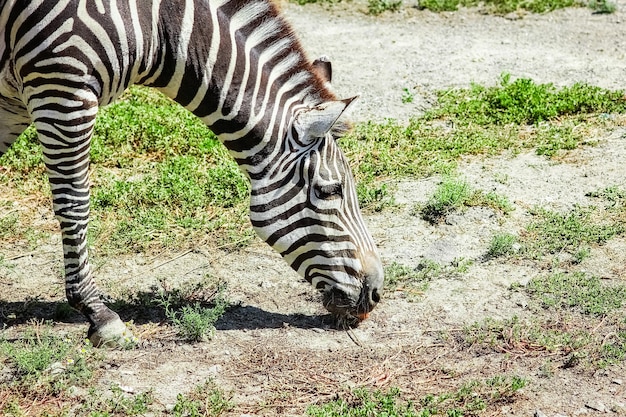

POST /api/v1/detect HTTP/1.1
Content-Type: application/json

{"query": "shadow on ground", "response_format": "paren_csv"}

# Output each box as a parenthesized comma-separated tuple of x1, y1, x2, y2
(0, 296, 329, 331)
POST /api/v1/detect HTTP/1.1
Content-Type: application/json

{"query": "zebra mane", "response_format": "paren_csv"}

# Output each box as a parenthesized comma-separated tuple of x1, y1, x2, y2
(263, 0, 340, 104)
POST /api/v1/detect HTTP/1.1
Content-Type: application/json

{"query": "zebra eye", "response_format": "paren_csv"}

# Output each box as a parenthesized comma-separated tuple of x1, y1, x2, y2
(314, 183, 343, 200)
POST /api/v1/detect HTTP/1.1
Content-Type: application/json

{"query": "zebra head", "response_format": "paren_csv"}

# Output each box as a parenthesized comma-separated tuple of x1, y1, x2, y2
(249, 97, 384, 323)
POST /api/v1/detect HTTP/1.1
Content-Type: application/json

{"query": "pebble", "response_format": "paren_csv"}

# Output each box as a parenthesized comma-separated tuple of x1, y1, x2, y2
(613, 378, 623, 385)
(534, 410, 548, 417)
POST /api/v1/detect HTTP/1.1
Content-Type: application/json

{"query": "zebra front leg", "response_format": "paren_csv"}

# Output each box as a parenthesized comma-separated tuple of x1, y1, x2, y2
(33, 101, 135, 347)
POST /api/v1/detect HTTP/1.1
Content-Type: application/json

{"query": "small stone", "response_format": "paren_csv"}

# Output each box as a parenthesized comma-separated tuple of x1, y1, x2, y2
(47, 361, 66, 376)
(207, 364, 221, 374)
(613, 378, 623, 385)
(535, 409, 548, 417)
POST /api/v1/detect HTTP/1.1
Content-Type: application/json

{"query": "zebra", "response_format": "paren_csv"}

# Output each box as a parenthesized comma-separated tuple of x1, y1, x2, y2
(0, 0, 384, 346)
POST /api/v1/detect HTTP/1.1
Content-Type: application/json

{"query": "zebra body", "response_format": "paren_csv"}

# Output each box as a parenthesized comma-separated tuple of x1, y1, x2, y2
(0, 0, 383, 346)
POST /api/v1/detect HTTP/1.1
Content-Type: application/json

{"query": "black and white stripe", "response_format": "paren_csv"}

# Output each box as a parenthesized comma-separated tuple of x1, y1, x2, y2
(0, 0, 383, 345)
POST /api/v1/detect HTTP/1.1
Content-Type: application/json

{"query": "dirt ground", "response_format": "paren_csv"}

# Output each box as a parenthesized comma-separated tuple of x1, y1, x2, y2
(3, 0, 626, 415)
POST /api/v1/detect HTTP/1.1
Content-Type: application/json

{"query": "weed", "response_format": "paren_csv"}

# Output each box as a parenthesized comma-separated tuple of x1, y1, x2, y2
(527, 271, 626, 316)
(419, 177, 472, 222)
(0, 211, 19, 240)
(463, 315, 593, 355)
(419, 0, 583, 16)
(159, 280, 229, 342)
(307, 387, 415, 416)
(401, 88, 414, 104)
(588, 0, 616, 13)
(172, 380, 233, 417)
(523, 205, 624, 260)
(587, 185, 626, 208)
(356, 181, 396, 212)
(78, 385, 154, 416)
(431, 74, 626, 126)
(417, 176, 511, 223)
(367, 0, 402, 14)
(418, 0, 462, 11)
(0, 324, 99, 400)
(307, 379, 526, 417)
(467, 190, 514, 213)
(486, 233, 518, 258)
(384, 260, 440, 292)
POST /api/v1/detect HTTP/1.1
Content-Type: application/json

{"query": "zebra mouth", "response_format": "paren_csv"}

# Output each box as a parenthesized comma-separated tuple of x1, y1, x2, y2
(321, 283, 375, 327)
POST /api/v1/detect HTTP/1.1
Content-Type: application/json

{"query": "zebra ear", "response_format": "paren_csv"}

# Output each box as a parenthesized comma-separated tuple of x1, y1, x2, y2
(295, 96, 358, 142)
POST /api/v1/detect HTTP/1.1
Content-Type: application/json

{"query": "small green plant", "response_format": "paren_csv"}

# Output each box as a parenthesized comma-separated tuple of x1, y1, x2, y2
(463, 315, 593, 355)
(0, 324, 100, 406)
(588, 0, 616, 13)
(160, 280, 229, 342)
(417, 177, 513, 223)
(307, 387, 415, 417)
(587, 185, 626, 208)
(527, 271, 626, 316)
(467, 190, 514, 213)
(419, 177, 472, 222)
(418, 0, 585, 18)
(523, 205, 624, 260)
(172, 380, 233, 417)
(357, 181, 396, 212)
(384, 260, 441, 291)
(307, 378, 527, 417)
(486, 233, 518, 258)
(79, 385, 154, 416)
(0, 212, 19, 240)
(367, 0, 402, 14)
(418, 0, 462, 11)
(401, 88, 414, 104)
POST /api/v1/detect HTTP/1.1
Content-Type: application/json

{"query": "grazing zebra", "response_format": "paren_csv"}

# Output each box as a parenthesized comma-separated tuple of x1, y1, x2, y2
(0, 0, 384, 346)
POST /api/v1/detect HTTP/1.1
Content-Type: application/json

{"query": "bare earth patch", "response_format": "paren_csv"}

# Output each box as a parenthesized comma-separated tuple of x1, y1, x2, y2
(2, 1, 626, 415)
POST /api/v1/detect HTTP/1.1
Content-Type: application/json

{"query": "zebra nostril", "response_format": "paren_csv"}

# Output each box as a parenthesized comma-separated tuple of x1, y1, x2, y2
(371, 287, 381, 304)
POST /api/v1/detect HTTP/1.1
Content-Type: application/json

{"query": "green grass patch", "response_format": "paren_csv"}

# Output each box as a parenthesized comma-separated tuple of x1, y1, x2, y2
(1, 87, 252, 255)
(172, 380, 233, 417)
(527, 271, 626, 316)
(3, 78, 626, 247)
(462, 312, 626, 368)
(384, 259, 472, 297)
(486, 232, 518, 258)
(463, 315, 594, 355)
(368, 0, 403, 14)
(588, 0, 617, 12)
(522, 205, 624, 261)
(418, 0, 583, 14)
(0, 324, 101, 414)
(416, 176, 512, 223)
(157, 277, 229, 342)
(307, 378, 526, 417)
(78, 385, 154, 416)
(430, 74, 626, 125)
(342, 75, 626, 208)
(384, 260, 441, 292)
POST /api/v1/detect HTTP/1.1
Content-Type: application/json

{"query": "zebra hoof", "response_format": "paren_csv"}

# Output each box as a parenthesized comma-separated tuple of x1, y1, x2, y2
(88, 318, 137, 348)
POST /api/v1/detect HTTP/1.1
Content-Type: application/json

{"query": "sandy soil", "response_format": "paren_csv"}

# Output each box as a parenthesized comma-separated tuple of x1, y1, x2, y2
(3, 1, 626, 415)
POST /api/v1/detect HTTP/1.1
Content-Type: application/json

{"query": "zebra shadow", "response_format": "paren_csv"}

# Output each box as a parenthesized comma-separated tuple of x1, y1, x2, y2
(215, 304, 332, 331)
(0, 297, 330, 331)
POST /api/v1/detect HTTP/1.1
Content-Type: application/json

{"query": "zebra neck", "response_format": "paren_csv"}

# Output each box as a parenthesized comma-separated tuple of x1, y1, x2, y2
(141, 0, 334, 172)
